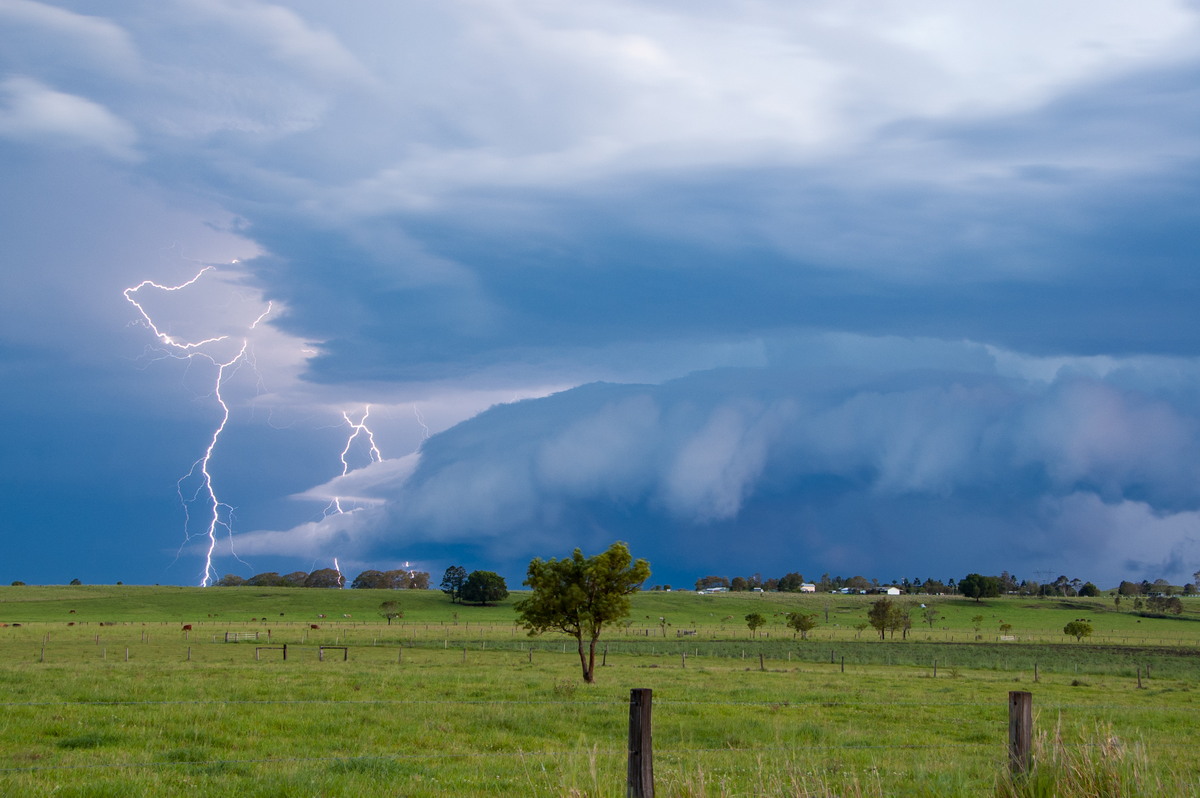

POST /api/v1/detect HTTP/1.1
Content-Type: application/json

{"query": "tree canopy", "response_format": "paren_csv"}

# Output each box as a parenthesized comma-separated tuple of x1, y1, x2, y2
(959, 573, 1001, 602)
(378, 600, 402, 624)
(1063, 620, 1093, 641)
(440, 566, 468, 602)
(515, 542, 650, 683)
(785, 611, 818, 639)
(459, 571, 509, 605)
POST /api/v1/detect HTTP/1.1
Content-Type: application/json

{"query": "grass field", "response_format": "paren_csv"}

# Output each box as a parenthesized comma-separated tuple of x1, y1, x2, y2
(2, 586, 1198, 796)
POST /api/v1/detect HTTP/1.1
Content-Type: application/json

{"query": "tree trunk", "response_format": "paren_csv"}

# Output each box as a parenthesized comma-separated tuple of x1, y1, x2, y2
(577, 637, 594, 682)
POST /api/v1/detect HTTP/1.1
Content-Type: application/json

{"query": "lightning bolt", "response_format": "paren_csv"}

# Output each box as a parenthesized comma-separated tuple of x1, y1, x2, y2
(323, 405, 383, 516)
(124, 266, 271, 586)
(413, 404, 431, 441)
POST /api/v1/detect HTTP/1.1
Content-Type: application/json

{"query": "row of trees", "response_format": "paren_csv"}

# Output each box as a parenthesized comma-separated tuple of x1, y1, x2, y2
(691, 571, 1200, 597)
(213, 569, 431, 589)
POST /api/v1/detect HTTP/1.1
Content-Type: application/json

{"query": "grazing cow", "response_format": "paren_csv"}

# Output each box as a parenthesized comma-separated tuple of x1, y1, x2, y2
(182, 624, 192, 631)
(310, 624, 320, 630)
(67, 622, 75, 626)
(343, 614, 351, 618)
(69, 610, 76, 614)
(318, 614, 326, 618)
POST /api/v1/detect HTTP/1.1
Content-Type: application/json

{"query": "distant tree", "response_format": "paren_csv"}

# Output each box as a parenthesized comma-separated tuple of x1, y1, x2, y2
(440, 566, 468, 602)
(1185, 584, 1197, 596)
(846, 575, 871, 592)
(10, 581, 25, 586)
(694, 575, 730, 591)
(460, 571, 509, 605)
(69, 578, 82, 586)
(1117, 581, 1142, 596)
(1078, 582, 1100, 597)
(998, 571, 1019, 593)
(853, 621, 869, 639)
(1146, 595, 1184, 615)
(971, 614, 984, 634)
(959, 574, 1001, 602)
(1063, 620, 1093, 641)
(730, 576, 749, 592)
(246, 572, 287, 587)
(1113, 594, 1121, 608)
(785, 611, 818, 640)
(745, 612, 767, 638)
(304, 568, 343, 588)
(405, 571, 431, 590)
(777, 572, 806, 592)
(280, 571, 308, 587)
(923, 607, 941, 629)
(352, 570, 390, 589)
(999, 622, 1013, 636)
(516, 542, 650, 683)
(214, 574, 246, 587)
(378, 600, 403, 625)
(897, 604, 913, 639)
(867, 598, 901, 640)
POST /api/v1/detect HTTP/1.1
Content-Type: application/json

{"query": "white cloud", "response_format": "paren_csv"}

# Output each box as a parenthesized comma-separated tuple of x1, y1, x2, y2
(0, 76, 138, 160)
(0, 0, 139, 73)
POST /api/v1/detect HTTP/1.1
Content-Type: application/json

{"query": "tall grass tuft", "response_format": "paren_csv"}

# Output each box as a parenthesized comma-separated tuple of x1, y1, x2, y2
(997, 719, 1168, 798)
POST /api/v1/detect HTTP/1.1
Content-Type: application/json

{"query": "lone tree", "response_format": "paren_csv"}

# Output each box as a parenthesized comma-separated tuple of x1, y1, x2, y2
(378, 600, 403, 625)
(460, 571, 509, 605)
(959, 573, 1001, 602)
(440, 566, 468, 602)
(1064, 620, 1093, 641)
(785, 611, 818, 640)
(922, 606, 941, 629)
(745, 612, 767, 638)
(867, 598, 910, 640)
(515, 542, 650, 683)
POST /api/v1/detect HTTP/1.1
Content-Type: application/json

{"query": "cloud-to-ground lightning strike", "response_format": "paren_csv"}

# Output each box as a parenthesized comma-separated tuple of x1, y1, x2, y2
(323, 406, 384, 516)
(124, 267, 271, 586)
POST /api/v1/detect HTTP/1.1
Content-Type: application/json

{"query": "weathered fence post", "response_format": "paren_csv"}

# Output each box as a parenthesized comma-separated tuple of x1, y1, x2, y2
(759, 653, 765, 671)
(1008, 690, 1033, 777)
(627, 688, 654, 797)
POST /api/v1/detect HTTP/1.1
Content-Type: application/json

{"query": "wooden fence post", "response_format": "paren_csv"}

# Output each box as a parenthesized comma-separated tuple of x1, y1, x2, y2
(627, 688, 654, 797)
(1008, 690, 1033, 776)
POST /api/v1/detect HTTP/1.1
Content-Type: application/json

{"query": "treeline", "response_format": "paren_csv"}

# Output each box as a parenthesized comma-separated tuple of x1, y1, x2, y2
(681, 570, 1200, 598)
(213, 569, 431, 589)
(686, 573, 964, 594)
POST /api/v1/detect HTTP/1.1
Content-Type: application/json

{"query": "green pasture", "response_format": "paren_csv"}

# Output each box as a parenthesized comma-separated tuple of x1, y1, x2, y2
(4, 584, 1198, 645)
(2, 586, 1199, 796)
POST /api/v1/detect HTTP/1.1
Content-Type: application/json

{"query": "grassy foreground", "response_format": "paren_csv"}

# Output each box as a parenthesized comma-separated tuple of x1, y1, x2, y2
(2, 586, 1199, 796)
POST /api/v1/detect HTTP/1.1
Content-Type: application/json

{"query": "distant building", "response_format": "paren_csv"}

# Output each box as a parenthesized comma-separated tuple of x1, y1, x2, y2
(885, 587, 902, 596)
(800, 583, 817, 593)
